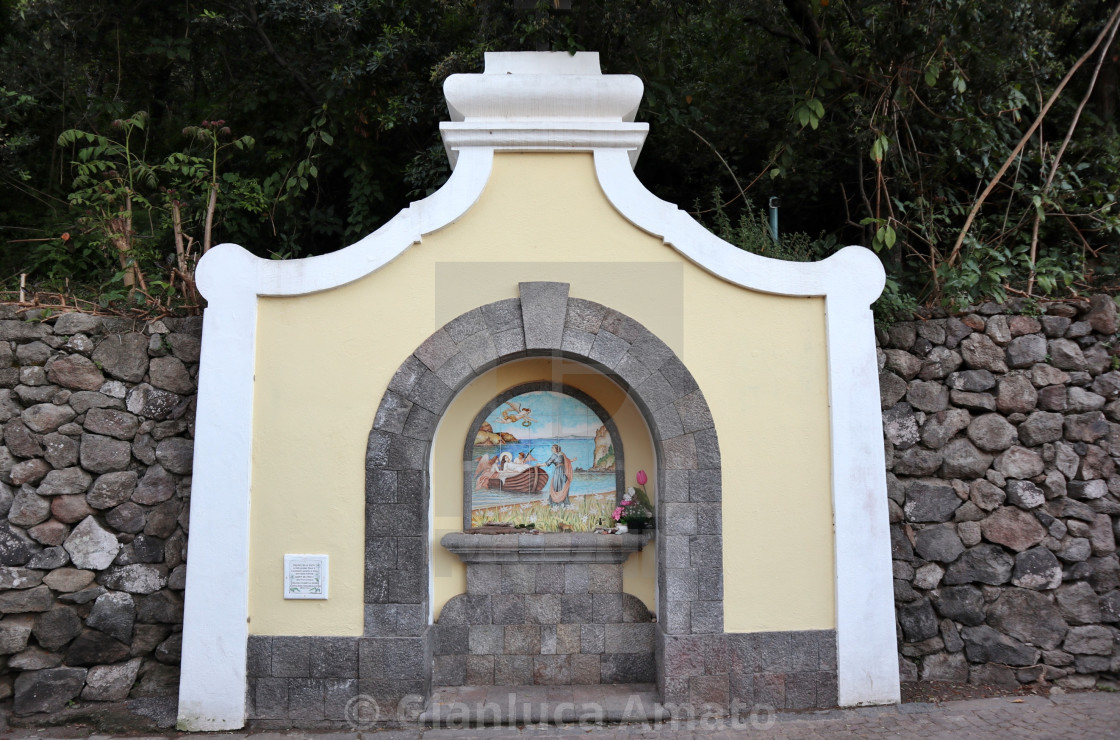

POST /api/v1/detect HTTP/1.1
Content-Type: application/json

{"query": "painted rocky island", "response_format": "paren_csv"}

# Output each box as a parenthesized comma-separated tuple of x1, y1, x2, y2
(468, 388, 617, 531)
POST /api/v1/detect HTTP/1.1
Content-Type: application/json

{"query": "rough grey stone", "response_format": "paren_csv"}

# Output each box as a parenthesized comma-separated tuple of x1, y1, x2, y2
(64, 628, 130, 666)
(0, 614, 34, 654)
(941, 438, 993, 478)
(1063, 625, 1113, 655)
(83, 407, 139, 440)
(91, 333, 149, 382)
(100, 564, 166, 594)
(86, 471, 137, 509)
(81, 657, 142, 701)
(21, 403, 76, 434)
(132, 464, 175, 505)
(42, 568, 94, 593)
(105, 501, 145, 533)
(947, 369, 997, 392)
(0, 566, 42, 589)
(45, 355, 104, 391)
(0, 586, 62, 614)
(920, 409, 971, 450)
(9, 458, 50, 486)
(12, 667, 87, 715)
(125, 384, 181, 420)
(1064, 411, 1110, 442)
(31, 605, 81, 651)
(1018, 411, 1064, 446)
(961, 334, 1008, 372)
(943, 544, 1014, 586)
(961, 625, 1038, 665)
(1048, 338, 1087, 371)
(907, 380, 949, 412)
(8, 487, 49, 527)
(63, 516, 120, 570)
(981, 506, 1046, 552)
(1055, 582, 1102, 624)
(904, 482, 960, 522)
(885, 350, 922, 380)
(37, 467, 91, 496)
(155, 437, 192, 474)
(914, 524, 965, 563)
(79, 433, 131, 473)
(967, 414, 1016, 451)
(1006, 334, 1047, 368)
(894, 447, 943, 476)
(1006, 479, 1045, 509)
(996, 374, 1038, 414)
(994, 446, 1044, 479)
(919, 346, 962, 380)
(898, 599, 939, 642)
(987, 588, 1069, 649)
(883, 402, 920, 449)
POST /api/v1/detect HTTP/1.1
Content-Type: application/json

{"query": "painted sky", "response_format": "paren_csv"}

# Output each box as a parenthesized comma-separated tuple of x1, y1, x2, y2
(485, 390, 601, 439)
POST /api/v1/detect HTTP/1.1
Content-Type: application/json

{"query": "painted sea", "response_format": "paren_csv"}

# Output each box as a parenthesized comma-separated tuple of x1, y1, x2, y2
(471, 437, 614, 509)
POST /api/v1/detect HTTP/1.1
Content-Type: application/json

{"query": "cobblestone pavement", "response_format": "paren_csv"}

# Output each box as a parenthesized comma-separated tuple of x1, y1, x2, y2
(2, 692, 1119, 739)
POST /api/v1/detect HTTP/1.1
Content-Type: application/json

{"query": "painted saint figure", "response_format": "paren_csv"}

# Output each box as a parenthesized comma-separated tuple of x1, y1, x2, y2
(545, 444, 574, 505)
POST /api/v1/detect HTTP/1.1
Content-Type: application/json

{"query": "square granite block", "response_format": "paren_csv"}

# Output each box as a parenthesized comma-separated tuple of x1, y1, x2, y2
(466, 655, 495, 685)
(534, 655, 572, 685)
(434, 655, 467, 687)
(466, 564, 500, 595)
(309, 637, 358, 678)
(784, 672, 817, 710)
(247, 636, 272, 677)
(535, 564, 565, 594)
(491, 595, 527, 625)
(287, 678, 325, 721)
(580, 623, 605, 654)
(592, 593, 623, 623)
(502, 564, 536, 594)
(587, 564, 622, 594)
(563, 564, 589, 593)
(789, 631, 821, 672)
(250, 677, 287, 719)
(469, 625, 505, 656)
(272, 636, 309, 677)
(600, 652, 655, 683)
(494, 655, 534, 685)
(504, 625, 541, 655)
(570, 654, 601, 684)
(561, 594, 592, 623)
(524, 594, 561, 625)
(434, 625, 469, 656)
(605, 623, 654, 654)
(689, 675, 729, 709)
(556, 624, 581, 654)
(323, 679, 359, 721)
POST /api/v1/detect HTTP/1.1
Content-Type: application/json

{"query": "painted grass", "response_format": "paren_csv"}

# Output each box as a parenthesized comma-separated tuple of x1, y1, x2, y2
(471, 492, 616, 531)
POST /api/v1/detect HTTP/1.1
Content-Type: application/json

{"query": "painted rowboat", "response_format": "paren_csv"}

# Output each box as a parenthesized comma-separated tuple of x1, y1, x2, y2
(488, 466, 549, 493)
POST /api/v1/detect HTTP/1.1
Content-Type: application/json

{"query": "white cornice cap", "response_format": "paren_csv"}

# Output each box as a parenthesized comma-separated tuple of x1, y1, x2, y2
(440, 51, 648, 169)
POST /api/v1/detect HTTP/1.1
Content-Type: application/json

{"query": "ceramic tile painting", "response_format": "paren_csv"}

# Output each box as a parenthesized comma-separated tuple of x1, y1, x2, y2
(469, 389, 617, 531)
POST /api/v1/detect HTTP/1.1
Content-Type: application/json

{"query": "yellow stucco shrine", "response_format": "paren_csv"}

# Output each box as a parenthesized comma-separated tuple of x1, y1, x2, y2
(177, 52, 898, 730)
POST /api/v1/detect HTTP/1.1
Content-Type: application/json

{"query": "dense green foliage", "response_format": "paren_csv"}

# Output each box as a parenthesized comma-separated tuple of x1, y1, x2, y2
(1, 0, 1118, 315)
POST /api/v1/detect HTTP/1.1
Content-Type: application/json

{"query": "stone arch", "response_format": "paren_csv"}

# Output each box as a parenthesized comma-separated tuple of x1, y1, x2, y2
(364, 281, 723, 697)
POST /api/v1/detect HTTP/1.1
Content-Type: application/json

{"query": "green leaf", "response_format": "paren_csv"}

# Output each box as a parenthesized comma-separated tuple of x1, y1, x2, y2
(319, 131, 334, 146)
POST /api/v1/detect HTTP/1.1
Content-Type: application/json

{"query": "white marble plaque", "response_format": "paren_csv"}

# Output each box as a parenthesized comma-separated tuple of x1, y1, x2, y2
(283, 554, 328, 599)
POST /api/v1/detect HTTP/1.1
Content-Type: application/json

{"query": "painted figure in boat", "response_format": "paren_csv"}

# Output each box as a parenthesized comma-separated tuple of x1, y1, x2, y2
(469, 388, 617, 531)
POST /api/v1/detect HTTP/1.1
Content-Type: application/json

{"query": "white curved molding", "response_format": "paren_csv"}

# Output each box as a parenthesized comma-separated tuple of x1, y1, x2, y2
(593, 148, 886, 303)
(196, 147, 494, 299)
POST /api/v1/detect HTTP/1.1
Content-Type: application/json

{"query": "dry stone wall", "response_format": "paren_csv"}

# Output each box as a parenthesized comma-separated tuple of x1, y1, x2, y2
(0, 307, 197, 715)
(881, 296, 1120, 690)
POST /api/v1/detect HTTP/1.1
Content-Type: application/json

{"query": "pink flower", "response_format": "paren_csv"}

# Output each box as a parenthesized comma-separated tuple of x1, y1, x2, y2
(636, 470, 647, 486)
(621, 500, 633, 507)
(612, 507, 623, 521)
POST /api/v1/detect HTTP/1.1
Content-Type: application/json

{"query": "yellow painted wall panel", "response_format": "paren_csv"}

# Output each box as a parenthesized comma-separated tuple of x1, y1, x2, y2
(249, 152, 834, 635)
